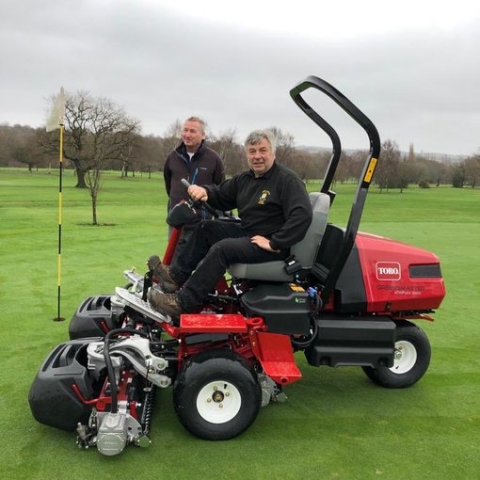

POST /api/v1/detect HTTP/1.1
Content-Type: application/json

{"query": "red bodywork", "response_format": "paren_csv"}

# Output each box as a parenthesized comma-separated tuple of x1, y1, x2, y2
(172, 314, 302, 386)
(355, 232, 446, 313)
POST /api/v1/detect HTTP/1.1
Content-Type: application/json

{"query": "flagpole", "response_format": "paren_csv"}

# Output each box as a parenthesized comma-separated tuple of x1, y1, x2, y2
(47, 87, 66, 321)
(53, 124, 65, 321)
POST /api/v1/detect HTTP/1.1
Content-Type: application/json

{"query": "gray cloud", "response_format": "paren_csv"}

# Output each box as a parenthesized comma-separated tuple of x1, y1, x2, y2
(1, 0, 479, 156)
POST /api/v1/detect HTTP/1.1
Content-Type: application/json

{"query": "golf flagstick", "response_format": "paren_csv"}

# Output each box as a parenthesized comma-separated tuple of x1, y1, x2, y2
(46, 88, 66, 321)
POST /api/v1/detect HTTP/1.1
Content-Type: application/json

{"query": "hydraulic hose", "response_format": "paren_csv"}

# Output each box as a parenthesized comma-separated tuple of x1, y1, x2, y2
(103, 328, 150, 414)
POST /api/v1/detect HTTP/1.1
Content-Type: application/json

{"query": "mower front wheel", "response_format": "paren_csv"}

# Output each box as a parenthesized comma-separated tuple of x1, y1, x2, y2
(173, 349, 262, 440)
(362, 322, 431, 388)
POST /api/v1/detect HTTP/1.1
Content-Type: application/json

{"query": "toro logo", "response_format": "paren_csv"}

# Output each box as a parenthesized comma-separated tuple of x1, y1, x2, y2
(376, 262, 401, 281)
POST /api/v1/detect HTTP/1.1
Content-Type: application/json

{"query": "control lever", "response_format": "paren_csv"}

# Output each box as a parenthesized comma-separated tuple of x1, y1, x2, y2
(181, 178, 219, 218)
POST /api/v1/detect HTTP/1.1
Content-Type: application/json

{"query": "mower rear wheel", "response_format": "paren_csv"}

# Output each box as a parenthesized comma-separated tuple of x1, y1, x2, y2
(173, 349, 262, 440)
(362, 322, 431, 388)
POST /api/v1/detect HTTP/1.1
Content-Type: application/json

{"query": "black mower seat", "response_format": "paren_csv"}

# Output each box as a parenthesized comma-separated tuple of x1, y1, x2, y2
(228, 192, 330, 282)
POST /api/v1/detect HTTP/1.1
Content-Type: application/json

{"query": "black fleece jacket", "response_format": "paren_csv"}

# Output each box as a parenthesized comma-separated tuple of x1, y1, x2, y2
(205, 162, 312, 251)
(164, 140, 224, 210)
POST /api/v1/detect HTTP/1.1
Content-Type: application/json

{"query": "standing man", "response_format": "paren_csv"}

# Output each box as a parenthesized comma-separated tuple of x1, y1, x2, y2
(148, 129, 313, 319)
(164, 116, 225, 259)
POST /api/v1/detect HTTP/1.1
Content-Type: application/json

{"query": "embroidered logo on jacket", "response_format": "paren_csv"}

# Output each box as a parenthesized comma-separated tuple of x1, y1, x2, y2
(258, 190, 270, 205)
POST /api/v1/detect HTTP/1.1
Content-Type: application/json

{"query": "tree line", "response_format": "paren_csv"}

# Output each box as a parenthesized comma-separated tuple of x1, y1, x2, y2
(0, 91, 479, 223)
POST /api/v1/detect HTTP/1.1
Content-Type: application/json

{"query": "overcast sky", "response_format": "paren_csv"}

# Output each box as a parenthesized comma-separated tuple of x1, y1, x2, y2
(1, 0, 479, 156)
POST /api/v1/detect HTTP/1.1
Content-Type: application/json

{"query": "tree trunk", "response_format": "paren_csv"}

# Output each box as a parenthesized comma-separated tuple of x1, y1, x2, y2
(91, 191, 98, 225)
(86, 168, 101, 225)
(74, 164, 88, 188)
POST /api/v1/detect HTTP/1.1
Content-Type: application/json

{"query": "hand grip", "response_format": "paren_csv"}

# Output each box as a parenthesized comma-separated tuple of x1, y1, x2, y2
(181, 178, 218, 217)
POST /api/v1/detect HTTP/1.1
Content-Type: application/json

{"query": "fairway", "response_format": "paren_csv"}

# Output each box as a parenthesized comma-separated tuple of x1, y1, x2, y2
(0, 168, 479, 480)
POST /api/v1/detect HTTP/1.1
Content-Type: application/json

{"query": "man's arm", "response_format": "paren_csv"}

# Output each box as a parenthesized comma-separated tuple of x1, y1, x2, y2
(269, 178, 313, 251)
(163, 159, 171, 196)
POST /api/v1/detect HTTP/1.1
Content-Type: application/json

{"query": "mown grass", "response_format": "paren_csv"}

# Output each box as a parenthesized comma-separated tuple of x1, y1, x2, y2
(0, 167, 479, 480)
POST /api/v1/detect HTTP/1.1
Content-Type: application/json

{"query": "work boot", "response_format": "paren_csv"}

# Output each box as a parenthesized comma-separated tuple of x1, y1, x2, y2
(147, 255, 181, 293)
(147, 289, 183, 318)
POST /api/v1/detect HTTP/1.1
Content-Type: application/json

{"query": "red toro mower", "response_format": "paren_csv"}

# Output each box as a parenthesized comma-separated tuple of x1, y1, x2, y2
(29, 76, 446, 456)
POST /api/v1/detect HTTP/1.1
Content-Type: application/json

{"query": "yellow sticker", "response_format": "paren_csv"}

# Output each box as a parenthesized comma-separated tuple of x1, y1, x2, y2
(364, 157, 378, 183)
(289, 284, 305, 292)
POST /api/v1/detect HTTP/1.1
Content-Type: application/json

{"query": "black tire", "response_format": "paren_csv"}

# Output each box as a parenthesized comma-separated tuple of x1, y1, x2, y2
(173, 349, 262, 440)
(362, 322, 431, 388)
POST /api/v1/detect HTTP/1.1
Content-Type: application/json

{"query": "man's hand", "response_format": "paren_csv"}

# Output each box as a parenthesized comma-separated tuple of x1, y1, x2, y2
(188, 185, 208, 202)
(251, 235, 280, 252)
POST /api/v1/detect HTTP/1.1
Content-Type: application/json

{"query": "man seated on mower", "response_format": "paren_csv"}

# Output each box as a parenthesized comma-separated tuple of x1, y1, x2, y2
(147, 129, 313, 319)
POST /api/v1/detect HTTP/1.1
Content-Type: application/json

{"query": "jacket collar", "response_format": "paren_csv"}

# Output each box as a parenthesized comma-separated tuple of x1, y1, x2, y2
(175, 140, 207, 161)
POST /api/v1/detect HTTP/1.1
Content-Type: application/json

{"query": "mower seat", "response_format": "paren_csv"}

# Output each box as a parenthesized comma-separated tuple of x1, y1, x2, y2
(228, 192, 330, 282)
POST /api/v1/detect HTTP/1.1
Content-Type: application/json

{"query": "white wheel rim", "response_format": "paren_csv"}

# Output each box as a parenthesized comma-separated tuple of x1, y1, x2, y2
(390, 340, 417, 374)
(196, 381, 242, 424)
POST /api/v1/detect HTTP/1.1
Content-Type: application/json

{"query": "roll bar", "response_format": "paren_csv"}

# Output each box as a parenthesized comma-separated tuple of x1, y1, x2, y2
(290, 75, 381, 302)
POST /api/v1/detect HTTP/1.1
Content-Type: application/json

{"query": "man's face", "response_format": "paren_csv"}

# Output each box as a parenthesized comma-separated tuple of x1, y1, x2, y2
(246, 138, 275, 177)
(181, 120, 205, 152)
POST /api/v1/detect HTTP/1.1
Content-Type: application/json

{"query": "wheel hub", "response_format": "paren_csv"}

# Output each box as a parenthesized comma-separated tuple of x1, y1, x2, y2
(390, 340, 417, 374)
(197, 381, 242, 424)
(212, 390, 225, 403)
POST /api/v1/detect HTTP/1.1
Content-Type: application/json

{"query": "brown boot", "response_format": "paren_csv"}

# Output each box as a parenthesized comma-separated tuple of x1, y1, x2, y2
(147, 255, 180, 293)
(147, 289, 183, 318)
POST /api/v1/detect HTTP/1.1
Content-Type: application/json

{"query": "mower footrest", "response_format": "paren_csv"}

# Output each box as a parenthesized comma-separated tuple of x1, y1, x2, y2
(180, 314, 248, 333)
(255, 332, 302, 385)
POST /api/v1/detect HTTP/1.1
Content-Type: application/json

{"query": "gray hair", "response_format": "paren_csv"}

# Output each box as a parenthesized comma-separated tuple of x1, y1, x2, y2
(185, 116, 207, 134)
(244, 129, 276, 154)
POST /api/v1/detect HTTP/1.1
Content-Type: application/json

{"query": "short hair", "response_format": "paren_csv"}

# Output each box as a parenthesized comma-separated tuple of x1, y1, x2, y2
(244, 129, 276, 153)
(185, 116, 207, 134)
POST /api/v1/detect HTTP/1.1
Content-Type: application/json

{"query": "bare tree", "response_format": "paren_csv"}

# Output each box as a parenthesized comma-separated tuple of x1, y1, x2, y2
(269, 126, 296, 169)
(347, 150, 370, 182)
(396, 156, 417, 192)
(120, 144, 134, 177)
(209, 129, 245, 176)
(464, 155, 480, 188)
(375, 140, 401, 192)
(8, 126, 41, 171)
(416, 153, 451, 186)
(42, 91, 140, 224)
(407, 143, 416, 163)
(162, 119, 182, 155)
(136, 134, 164, 176)
(211, 128, 237, 161)
(145, 119, 184, 173)
(289, 148, 325, 183)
